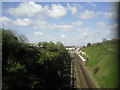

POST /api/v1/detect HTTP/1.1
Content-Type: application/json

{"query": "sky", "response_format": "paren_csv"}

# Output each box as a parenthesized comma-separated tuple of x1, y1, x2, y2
(0, 2, 118, 46)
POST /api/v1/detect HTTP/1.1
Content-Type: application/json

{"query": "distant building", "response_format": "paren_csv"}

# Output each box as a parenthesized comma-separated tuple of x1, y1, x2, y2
(66, 47, 75, 51)
(27, 43, 42, 48)
(65, 46, 81, 51)
(110, 38, 118, 42)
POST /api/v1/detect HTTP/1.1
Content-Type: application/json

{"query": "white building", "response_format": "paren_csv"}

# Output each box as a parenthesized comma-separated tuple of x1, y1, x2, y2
(66, 47, 75, 51)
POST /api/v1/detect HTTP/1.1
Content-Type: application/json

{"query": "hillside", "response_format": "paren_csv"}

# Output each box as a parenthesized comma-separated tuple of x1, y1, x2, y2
(80, 40, 118, 88)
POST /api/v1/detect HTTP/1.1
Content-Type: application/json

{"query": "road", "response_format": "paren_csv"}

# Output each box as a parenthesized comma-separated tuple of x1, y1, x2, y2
(69, 51, 99, 89)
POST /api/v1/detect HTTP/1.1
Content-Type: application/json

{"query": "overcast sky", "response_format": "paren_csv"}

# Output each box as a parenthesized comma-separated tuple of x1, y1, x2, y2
(0, 2, 118, 46)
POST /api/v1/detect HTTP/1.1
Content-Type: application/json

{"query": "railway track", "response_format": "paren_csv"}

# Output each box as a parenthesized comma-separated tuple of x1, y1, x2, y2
(72, 53, 99, 89)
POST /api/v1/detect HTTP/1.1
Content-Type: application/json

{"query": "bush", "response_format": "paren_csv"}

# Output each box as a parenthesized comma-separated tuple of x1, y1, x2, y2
(87, 43, 91, 47)
(93, 66, 100, 74)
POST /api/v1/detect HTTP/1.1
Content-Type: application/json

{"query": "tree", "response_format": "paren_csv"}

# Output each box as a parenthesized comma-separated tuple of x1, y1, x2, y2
(18, 34, 28, 43)
(87, 43, 91, 47)
(38, 42, 42, 47)
(42, 42, 47, 48)
(2, 28, 71, 89)
(2, 29, 20, 66)
(56, 41, 63, 46)
(102, 38, 107, 42)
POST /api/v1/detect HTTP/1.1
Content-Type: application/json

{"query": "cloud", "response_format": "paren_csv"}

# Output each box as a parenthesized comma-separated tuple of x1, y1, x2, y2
(7, 2, 67, 19)
(34, 32, 43, 36)
(104, 12, 117, 19)
(79, 10, 97, 19)
(7, 2, 87, 20)
(61, 34, 66, 38)
(75, 27, 90, 39)
(0, 16, 73, 31)
(0, 16, 32, 26)
(48, 4, 67, 18)
(57, 25, 73, 30)
(72, 21, 83, 26)
(106, 24, 118, 38)
(80, 32, 88, 38)
(34, 19, 73, 31)
(76, 27, 90, 32)
(73, 3, 83, 10)
(109, 6, 118, 11)
(8, 2, 46, 17)
(14, 18, 32, 26)
(0, 16, 13, 26)
(67, 3, 78, 15)
(34, 20, 50, 29)
(7, 2, 85, 19)
(96, 11, 104, 15)
(88, 2, 96, 7)
(110, 23, 118, 30)
(96, 22, 106, 28)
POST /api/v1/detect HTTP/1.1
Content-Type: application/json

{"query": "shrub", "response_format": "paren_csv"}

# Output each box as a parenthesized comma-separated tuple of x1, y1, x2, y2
(87, 43, 91, 47)
(93, 66, 100, 74)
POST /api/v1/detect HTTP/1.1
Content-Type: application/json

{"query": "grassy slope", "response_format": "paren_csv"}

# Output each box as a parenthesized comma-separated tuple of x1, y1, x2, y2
(80, 41, 118, 88)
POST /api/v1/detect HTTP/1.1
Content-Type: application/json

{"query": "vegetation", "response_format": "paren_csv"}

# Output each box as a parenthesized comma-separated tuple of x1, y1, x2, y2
(87, 43, 91, 47)
(80, 40, 118, 88)
(102, 38, 107, 42)
(2, 28, 70, 89)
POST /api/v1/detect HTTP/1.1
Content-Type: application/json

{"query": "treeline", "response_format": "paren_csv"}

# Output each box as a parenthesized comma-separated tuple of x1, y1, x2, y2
(2, 28, 70, 89)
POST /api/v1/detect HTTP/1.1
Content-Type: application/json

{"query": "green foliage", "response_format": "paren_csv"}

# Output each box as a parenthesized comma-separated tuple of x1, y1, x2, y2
(87, 43, 91, 47)
(6, 62, 25, 72)
(2, 28, 70, 89)
(93, 66, 100, 74)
